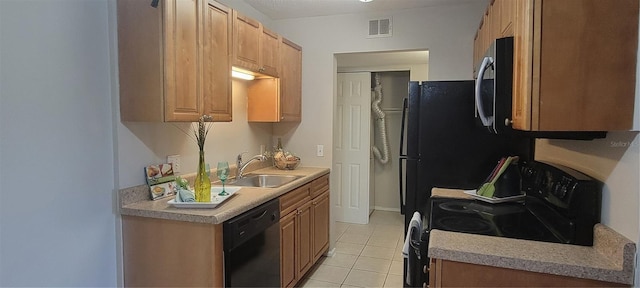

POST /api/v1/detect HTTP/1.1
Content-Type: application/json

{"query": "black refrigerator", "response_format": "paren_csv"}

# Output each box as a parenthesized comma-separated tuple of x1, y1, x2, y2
(399, 81, 533, 287)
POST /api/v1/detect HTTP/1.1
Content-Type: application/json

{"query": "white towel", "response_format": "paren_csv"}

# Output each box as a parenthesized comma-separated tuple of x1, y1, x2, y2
(402, 212, 422, 257)
(402, 212, 422, 285)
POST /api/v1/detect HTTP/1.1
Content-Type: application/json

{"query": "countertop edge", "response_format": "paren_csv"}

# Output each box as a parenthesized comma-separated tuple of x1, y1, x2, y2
(119, 167, 330, 225)
(429, 229, 634, 285)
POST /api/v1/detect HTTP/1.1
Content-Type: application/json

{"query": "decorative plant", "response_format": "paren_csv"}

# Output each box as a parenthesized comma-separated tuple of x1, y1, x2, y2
(193, 115, 213, 202)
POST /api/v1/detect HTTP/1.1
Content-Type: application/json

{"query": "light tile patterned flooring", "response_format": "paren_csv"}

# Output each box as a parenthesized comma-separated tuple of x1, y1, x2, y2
(298, 210, 405, 288)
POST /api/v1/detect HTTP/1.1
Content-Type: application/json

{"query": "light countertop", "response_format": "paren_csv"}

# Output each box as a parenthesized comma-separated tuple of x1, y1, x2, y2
(429, 188, 635, 285)
(119, 167, 330, 225)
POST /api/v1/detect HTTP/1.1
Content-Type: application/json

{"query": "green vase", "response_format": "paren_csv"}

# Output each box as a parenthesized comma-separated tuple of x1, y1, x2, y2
(194, 150, 211, 202)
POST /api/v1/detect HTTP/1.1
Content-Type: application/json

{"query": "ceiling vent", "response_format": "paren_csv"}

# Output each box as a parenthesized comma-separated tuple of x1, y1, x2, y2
(368, 17, 392, 38)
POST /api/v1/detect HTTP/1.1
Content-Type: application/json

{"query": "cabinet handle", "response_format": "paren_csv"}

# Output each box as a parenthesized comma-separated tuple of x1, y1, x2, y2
(281, 116, 284, 120)
(259, 67, 265, 72)
(423, 283, 428, 288)
(504, 118, 513, 126)
(423, 265, 428, 274)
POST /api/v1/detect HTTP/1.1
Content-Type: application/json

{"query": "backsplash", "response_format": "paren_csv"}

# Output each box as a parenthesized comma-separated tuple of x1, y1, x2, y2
(535, 131, 640, 242)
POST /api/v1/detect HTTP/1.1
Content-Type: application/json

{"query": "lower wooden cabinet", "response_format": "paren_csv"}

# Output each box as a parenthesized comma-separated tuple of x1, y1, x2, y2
(122, 216, 224, 287)
(429, 258, 626, 287)
(280, 173, 330, 288)
(280, 210, 297, 288)
(312, 192, 330, 262)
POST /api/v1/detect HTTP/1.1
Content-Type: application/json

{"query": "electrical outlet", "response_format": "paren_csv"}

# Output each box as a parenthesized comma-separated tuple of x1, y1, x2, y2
(316, 145, 324, 157)
(167, 155, 181, 173)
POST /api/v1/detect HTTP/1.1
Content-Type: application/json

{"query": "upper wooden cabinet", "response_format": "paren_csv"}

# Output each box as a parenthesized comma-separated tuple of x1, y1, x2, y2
(512, 0, 638, 131)
(118, 0, 232, 122)
(279, 38, 303, 122)
(498, 0, 515, 37)
(247, 37, 302, 122)
(232, 11, 280, 77)
(475, 0, 638, 131)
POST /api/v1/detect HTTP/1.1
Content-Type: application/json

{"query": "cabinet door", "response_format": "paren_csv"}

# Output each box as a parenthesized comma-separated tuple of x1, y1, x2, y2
(536, 0, 637, 131)
(233, 10, 260, 72)
(312, 192, 329, 262)
(202, 0, 232, 122)
(499, 0, 515, 37)
(296, 201, 313, 277)
(260, 27, 280, 77)
(280, 38, 302, 122)
(164, 0, 201, 121)
(431, 259, 625, 287)
(511, 0, 534, 130)
(280, 212, 297, 288)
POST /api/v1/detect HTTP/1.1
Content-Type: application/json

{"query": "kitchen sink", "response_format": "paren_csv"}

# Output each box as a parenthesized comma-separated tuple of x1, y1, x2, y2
(224, 174, 302, 188)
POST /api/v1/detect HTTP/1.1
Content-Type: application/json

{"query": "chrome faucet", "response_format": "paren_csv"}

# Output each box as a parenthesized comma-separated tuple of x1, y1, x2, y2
(236, 152, 266, 179)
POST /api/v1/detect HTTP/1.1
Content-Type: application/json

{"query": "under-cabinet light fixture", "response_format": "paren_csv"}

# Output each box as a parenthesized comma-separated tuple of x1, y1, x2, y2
(231, 68, 255, 80)
(360, 0, 373, 2)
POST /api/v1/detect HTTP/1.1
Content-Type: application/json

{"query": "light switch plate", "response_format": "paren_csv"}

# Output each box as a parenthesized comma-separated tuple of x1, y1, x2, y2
(316, 145, 324, 157)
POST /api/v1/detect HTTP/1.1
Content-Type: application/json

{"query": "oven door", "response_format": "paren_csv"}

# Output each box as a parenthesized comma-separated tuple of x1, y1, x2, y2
(405, 218, 430, 287)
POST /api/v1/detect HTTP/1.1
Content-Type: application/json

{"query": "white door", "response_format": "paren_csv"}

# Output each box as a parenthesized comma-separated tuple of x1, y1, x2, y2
(334, 72, 371, 224)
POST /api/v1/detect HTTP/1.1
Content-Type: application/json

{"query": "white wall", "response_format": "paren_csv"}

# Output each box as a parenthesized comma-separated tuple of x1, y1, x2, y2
(270, 2, 487, 168)
(372, 71, 410, 211)
(0, 0, 117, 286)
(117, 80, 274, 188)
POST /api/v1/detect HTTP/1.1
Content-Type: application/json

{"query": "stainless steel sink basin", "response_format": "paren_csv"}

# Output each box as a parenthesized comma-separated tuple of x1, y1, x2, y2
(226, 174, 301, 188)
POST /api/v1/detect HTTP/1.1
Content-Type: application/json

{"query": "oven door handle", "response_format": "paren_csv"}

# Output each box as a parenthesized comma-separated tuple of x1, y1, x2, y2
(409, 226, 421, 259)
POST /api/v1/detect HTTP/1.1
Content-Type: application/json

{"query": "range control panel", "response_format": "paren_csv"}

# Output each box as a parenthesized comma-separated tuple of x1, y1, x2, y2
(520, 161, 600, 212)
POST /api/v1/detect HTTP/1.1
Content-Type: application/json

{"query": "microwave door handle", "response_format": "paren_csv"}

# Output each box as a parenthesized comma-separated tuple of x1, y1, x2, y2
(475, 56, 494, 127)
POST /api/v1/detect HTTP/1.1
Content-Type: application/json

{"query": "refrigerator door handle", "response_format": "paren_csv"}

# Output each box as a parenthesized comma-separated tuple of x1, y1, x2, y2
(399, 97, 408, 158)
(398, 97, 409, 214)
(398, 157, 406, 214)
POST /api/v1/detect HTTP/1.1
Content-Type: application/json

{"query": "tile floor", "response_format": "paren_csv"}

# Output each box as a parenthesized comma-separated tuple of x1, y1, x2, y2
(297, 210, 405, 288)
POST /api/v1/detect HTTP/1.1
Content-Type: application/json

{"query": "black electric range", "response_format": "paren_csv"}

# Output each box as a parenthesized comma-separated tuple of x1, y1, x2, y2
(429, 160, 601, 245)
(409, 160, 602, 287)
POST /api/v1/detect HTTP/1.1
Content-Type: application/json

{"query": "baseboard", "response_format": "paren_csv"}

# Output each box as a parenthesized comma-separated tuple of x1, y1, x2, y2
(325, 247, 336, 257)
(373, 206, 401, 213)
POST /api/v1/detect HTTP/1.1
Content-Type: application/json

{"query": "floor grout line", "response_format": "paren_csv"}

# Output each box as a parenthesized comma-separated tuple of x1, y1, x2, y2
(304, 210, 404, 288)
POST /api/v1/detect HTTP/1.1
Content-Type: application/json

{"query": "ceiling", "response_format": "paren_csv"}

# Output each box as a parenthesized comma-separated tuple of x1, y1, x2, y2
(243, 0, 480, 20)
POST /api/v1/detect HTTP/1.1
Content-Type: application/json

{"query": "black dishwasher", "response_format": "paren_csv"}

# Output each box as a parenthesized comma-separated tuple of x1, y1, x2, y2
(223, 198, 280, 287)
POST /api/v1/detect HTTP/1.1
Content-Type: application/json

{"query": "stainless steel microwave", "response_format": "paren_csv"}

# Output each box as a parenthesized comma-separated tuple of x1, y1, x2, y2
(475, 37, 514, 134)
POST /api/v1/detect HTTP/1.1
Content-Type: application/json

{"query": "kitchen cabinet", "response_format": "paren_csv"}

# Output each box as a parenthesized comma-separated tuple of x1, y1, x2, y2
(311, 174, 330, 262)
(122, 216, 224, 287)
(247, 37, 303, 122)
(475, 0, 637, 131)
(232, 11, 280, 77)
(279, 38, 303, 122)
(429, 258, 626, 287)
(498, 0, 515, 37)
(279, 173, 330, 288)
(511, 0, 638, 131)
(118, 0, 232, 122)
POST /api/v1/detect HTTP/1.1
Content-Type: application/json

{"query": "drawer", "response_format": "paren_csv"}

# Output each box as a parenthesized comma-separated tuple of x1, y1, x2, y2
(310, 174, 329, 198)
(280, 183, 311, 217)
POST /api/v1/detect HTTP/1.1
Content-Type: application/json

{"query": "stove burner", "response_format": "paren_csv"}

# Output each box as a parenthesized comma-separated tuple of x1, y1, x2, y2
(435, 216, 495, 235)
(438, 201, 475, 213)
